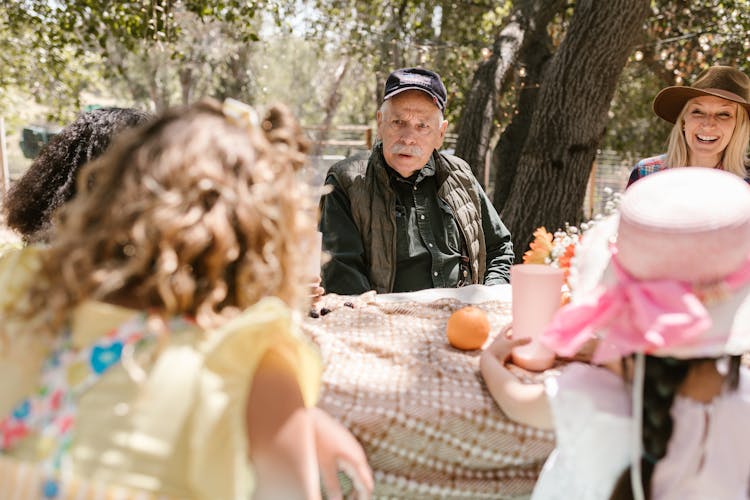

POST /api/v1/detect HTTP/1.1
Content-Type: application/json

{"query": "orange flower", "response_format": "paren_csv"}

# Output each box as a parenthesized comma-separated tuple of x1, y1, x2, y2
(557, 242, 577, 279)
(522, 227, 554, 264)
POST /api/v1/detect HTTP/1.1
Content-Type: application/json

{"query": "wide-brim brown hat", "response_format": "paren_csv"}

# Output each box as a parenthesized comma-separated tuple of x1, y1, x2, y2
(652, 65, 750, 123)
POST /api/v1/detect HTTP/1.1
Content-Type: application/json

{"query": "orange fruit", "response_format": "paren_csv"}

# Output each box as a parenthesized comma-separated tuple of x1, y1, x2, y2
(446, 306, 490, 350)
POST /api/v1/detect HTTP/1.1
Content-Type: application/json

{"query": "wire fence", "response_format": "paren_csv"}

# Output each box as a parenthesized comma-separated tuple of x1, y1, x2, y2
(4, 119, 634, 222)
(303, 122, 635, 218)
(583, 149, 633, 218)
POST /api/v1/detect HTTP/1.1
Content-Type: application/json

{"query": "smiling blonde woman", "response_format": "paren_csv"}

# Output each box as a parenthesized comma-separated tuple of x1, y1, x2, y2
(627, 65, 750, 187)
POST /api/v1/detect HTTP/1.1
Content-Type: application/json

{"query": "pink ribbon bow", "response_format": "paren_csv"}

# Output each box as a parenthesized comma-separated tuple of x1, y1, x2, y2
(542, 254, 750, 363)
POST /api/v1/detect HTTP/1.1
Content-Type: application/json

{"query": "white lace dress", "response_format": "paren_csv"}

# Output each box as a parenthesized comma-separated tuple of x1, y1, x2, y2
(531, 362, 750, 500)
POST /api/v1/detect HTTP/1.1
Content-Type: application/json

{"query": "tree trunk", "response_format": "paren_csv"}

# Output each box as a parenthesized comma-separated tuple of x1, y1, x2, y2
(313, 57, 351, 156)
(147, 53, 171, 113)
(491, 0, 563, 209)
(371, 1, 410, 114)
(501, 0, 650, 263)
(216, 45, 253, 103)
(455, 0, 564, 186)
(179, 66, 193, 105)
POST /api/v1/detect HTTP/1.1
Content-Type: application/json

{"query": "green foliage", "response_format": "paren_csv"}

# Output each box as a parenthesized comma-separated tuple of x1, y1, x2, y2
(305, 0, 512, 123)
(1, 0, 282, 118)
(601, 0, 750, 159)
(0, 3, 104, 123)
(603, 63, 673, 160)
(2, 0, 749, 163)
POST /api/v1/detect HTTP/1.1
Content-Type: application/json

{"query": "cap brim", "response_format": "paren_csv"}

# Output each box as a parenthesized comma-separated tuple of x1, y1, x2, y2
(383, 86, 445, 111)
(653, 86, 750, 124)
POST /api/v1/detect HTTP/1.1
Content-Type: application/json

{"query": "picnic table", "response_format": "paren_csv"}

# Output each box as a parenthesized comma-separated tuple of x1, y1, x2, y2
(301, 285, 556, 499)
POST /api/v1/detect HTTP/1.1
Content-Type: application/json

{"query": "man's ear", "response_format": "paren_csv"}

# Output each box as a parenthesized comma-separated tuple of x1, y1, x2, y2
(435, 119, 448, 148)
(376, 110, 383, 140)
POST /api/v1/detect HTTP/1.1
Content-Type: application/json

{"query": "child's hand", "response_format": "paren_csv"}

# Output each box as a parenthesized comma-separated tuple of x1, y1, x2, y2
(479, 325, 554, 429)
(310, 407, 374, 500)
(310, 276, 325, 304)
(484, 325, 531, 363)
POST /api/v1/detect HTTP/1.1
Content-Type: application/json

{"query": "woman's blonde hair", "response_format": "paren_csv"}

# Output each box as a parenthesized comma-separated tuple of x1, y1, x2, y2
(665, 100, 750, 177)
(16, 98, 318, 335)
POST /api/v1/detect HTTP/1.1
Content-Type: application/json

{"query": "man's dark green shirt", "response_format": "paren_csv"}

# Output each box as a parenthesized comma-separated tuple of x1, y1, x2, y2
(320, 148, 514, 295)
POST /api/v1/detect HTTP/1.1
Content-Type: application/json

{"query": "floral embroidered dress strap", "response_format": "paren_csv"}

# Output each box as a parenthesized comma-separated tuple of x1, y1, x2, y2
(0, 313, 189, 499)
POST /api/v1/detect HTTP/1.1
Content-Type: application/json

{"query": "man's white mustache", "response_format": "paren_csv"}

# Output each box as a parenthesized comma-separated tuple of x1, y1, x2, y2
(390, 144, 423, 157)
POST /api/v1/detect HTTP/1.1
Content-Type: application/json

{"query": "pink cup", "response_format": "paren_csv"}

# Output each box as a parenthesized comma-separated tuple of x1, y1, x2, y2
(510, 264, 564, 371)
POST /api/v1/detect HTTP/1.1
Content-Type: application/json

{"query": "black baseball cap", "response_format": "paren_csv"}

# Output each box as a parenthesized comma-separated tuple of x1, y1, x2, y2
(383, 67, 447, 112)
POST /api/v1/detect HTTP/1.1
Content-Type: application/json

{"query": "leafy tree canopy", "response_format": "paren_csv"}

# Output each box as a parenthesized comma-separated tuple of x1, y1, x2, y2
(603, 0, 750, 159)
(1, 0, 748, 160)
(305, 0, 512, 121)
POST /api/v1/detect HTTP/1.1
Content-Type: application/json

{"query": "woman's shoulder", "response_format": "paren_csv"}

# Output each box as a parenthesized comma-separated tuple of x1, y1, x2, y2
(673, 366, 750, 414)
(633, 154, 667, 168)
(0, 227, 22, 254)
(627, 154, 667, 188)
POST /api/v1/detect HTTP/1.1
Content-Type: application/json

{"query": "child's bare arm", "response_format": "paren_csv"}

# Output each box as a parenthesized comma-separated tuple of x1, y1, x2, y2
(247, 351, 319, 500)
(479, 327, 554, 430)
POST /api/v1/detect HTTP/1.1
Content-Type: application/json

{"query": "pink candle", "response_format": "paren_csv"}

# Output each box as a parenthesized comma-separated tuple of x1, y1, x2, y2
(510, 264, 564, 371)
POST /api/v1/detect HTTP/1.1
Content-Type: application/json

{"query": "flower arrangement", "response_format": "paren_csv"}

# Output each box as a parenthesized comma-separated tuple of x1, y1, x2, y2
(522, 188, 622, 296)
(522, 225, 579, 279)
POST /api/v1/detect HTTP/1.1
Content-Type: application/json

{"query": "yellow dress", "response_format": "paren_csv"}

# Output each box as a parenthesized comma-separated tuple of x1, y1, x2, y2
(0, 246, 322, 499)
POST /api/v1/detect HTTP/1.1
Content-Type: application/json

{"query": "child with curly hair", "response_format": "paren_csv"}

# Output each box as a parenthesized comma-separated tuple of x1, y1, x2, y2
(3, 107, 152, 243)
(481, 168, 750, 499)
(0, 99, 372, 499)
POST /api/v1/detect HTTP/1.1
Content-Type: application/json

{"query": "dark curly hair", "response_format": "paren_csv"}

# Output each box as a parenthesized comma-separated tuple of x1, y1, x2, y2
(3, 107, 152, 242)
(609, 355, 741, 499)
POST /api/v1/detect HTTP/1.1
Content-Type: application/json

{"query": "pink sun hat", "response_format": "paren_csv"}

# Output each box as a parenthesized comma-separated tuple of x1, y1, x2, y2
(542, 167, 750, 361)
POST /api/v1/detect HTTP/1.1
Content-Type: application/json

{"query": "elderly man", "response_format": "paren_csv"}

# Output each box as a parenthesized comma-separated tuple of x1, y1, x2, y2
(320, 67, 514, 295)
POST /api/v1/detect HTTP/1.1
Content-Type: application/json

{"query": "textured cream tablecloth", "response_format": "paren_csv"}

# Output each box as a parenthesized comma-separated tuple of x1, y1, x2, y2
(302, 285, 555, 499)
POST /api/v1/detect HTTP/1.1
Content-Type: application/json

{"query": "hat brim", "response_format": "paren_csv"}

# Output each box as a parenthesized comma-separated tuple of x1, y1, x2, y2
(566, 214, 750, 359)
(662, 280, 750, 358)
(383, 86, 445, 111)
(653, 86, 750, 124)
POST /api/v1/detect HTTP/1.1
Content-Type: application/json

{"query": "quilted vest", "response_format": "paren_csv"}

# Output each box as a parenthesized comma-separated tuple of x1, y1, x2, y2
(329, 146, 486, 293)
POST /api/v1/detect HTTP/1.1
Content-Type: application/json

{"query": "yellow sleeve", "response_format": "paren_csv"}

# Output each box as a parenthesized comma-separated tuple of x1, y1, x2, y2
(0, 244, 43, 318)
(188, 297, 322, 500)
(0, 245, 47, 419)
(201, 296, 322, 407)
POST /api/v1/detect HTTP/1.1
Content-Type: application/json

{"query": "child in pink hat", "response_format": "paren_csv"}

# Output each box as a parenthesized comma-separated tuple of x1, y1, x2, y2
(481, 167, 750, 499)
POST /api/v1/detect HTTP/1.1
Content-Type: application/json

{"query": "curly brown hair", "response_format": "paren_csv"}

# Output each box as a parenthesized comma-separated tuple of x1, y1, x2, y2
(18, 98, 318, 334)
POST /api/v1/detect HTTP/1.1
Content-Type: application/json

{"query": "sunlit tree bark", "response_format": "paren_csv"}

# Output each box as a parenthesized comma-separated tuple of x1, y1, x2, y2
(500, 0, 650, 262)
(455, 0, 563, 187)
